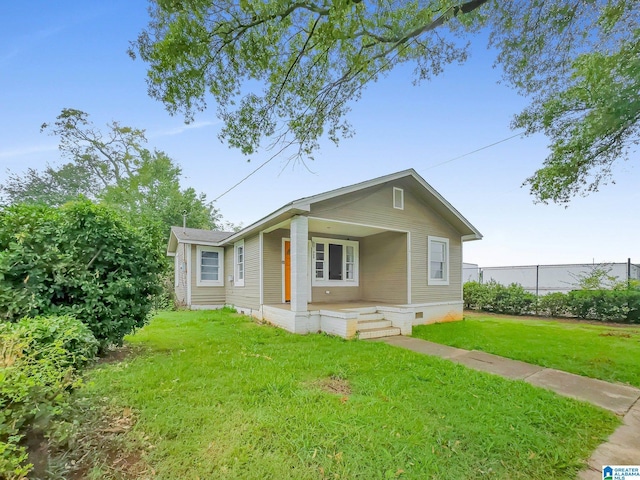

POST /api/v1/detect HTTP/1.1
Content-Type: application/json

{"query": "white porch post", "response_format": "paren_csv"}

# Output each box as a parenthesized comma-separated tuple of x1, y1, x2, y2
(290, 215, 309, 312)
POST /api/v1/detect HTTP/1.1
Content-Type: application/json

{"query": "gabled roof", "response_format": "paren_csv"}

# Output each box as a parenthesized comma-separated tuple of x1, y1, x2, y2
(220, 168, 482, 244)
(167, 168, 482, 253)
(167, 226, 234, 254)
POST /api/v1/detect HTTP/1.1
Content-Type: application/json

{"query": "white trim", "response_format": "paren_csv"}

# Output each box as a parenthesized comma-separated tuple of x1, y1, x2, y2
(428, 236, 450, 286)
(196, 245, 224, 287)
(393, 187, 404, 210)
(282, 237, 290, 304)
(311, 237, 359, 287)
(234, 240, 245, 287)
(406, 232, 412, 304)
(308, 240, 313, 301)
(259, 232, 264, 305)
(460, 239, 463, 299)
(186, 244, 192, 305)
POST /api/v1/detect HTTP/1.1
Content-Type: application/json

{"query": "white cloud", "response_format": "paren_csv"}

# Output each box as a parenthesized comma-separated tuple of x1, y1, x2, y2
(0, 144, 58, 160)
(153, 120, 220, 137)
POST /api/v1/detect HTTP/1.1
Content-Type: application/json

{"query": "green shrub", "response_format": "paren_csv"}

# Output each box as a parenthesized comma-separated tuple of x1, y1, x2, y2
(0, 200, 164, 349)
(473, 281, 535, 316)
(567, 289, 640, 323)
(537, 292, 569, 317)
(0, 316, 98, 478)
(463, 281, 485, 310)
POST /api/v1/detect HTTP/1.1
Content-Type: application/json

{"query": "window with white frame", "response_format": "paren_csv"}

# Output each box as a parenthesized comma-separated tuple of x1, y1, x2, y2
(196, 246, 224, 286)
(428, 236, 449, 285)
(234, 240, 245, 287)
(393, 187, 404, 210)
(312, 237, 359, 286)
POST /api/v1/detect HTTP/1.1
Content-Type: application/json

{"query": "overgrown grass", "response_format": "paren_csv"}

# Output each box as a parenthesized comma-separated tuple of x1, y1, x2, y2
(82, 310, 618, 479)
(413, 312, 640, 387)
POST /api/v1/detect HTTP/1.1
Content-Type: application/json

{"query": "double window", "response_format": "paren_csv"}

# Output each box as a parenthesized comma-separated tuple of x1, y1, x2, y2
(428, 236, 449, 285)
(312, 238, 359, 286)
(234, 240, 245, 287)
(196, 246, 224, 286)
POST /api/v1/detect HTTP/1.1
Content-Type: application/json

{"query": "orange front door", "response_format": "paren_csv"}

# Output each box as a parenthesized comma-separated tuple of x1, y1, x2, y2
(284, 240, 291, 302)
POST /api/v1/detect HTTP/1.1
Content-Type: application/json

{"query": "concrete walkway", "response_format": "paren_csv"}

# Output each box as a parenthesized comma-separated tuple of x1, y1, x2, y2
(375, 336, 640, 479)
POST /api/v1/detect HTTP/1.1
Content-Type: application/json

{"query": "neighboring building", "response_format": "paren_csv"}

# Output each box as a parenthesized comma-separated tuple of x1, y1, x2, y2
(167, 169, 482, 339)
(463, 262, 480, 283)
(478, 263, 640, 294)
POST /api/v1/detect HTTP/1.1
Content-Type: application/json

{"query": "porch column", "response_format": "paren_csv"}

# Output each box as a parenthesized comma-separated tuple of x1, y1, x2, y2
(290, 215, 309, 312)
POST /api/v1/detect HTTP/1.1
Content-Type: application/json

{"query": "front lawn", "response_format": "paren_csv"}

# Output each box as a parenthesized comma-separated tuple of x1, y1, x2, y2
(83, 310, 618, 479)
(413, 312, 640, 387)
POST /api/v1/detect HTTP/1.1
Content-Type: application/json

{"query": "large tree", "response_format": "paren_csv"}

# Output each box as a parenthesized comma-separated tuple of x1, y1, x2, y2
(0, 109, 224, 231)
(131, 0, 639, 203)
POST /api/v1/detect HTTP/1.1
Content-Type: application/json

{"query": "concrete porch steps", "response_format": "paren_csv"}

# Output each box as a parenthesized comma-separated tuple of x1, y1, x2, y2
(357, 319, 393, 330)
(357, 312, 385, 321)
(357, 325, 401, 339)
(355, 311, 401, 339)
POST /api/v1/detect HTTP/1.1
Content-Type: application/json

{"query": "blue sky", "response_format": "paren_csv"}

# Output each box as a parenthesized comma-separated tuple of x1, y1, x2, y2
(1, 1, 638, 267)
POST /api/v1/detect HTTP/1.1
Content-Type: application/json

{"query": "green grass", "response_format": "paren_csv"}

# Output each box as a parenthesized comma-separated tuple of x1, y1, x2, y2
(83, 310, 619, 479)
(413, 313, 640, 387)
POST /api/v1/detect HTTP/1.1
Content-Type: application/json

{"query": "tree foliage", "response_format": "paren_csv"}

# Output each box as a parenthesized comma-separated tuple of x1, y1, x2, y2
(131, 0, 639, 203)
(0, 200, 163, 348)
(0, 109, 224, 233)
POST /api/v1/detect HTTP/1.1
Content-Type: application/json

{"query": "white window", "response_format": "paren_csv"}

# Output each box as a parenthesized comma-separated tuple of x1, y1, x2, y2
(312, 237, 359, 286)
(196, 246, 224, 287)
(428, 236, 449, 285)
(234, 240, 245, 287)
(393, 187, 404, 210)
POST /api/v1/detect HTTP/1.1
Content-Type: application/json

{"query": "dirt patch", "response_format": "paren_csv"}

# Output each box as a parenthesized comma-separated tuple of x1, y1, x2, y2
(39, 401, 154, 480)
(598, 331, 633, 338)
(97, 344, 143, 364)
(314, 376, 352, 396)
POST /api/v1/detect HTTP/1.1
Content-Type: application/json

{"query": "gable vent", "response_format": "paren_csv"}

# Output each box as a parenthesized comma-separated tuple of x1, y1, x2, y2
(393, 187, 404, 210)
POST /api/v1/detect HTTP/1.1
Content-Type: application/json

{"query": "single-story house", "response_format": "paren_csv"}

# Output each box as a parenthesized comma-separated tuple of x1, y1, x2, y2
(167, 169, 482, 339)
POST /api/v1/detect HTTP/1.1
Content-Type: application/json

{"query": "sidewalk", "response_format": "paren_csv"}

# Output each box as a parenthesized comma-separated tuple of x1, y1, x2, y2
(375, 336, 640, 479)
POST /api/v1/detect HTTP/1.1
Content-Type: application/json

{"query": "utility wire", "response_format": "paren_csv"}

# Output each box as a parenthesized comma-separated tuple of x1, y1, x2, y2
(423, 131, 525, 170)
(213, 130, 526, 202)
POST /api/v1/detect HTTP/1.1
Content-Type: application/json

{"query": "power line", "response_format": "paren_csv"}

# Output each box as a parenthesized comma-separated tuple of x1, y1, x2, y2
(213, 130, 527, 202)
(423, 131, 525, 170)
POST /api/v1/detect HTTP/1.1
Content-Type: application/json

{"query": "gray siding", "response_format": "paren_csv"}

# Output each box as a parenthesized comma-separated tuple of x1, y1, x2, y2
(360, 231, 407, 303)
(173, 243, 188, 305)
(263, 229, 288, 304)
(309, 178, 463, 304)
(190, 244, 226, 305)
(311, 286, 361, 302)
(224, 235, 261, 310)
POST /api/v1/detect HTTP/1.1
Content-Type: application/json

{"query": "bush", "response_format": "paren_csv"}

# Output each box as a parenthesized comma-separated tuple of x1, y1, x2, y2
(468, 281, 535, 316)
(567, 289, 640, 323)
(0, 316, 98, 478)
(463, 281, 485, 310)
(464, 281, 640, 323)
(537, 292, 569, 317)
(0, 200, 164, 349)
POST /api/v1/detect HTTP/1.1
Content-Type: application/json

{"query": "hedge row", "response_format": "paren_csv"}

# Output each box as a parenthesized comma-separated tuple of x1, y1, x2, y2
(464, 281, 640, 323)
(0, 315, 98, 479)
